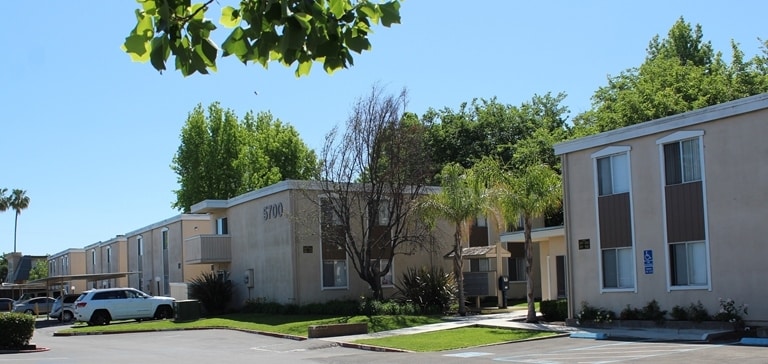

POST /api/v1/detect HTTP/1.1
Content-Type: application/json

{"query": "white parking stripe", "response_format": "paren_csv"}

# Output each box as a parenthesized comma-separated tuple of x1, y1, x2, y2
(489, 341, 723, 363)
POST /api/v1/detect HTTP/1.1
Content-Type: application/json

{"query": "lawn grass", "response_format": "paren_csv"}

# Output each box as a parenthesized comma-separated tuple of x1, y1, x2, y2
(353, 326, 558, 352)
(509, 300, 540, 312)
(57, 314, 444, 337)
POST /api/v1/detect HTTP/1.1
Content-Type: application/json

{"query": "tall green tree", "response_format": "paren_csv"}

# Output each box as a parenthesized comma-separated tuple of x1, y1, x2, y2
(8, 189, 30, 253)
(474, 157, 561, 322)
(172, 103, 242, 211)
(28, 259, 48, 281)
(419, 163, 487, 316)
(574, 17, 768, 135)
(123, 0, 401, 77)
(0, 255, 8, 283)
(238, 111, 318, 192)
(172, 103, 318, 211)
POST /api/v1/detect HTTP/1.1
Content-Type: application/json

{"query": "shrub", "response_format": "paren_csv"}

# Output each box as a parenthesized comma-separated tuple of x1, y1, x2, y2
(620, 305, 642, 320)
(640, 299, 667, 323)
(0, 313, 35, 349)
(242, 298, 360, 316)
(394, 266, 456, 314)
(713, 298, 748, 324)
(360, 298, 419, 316)
(189, 271, 234, 315)
(540, 299, 568, 321)
(576, 301, 615, 324)
(670, 305, 688, 321)
(687, 301, 711, 322)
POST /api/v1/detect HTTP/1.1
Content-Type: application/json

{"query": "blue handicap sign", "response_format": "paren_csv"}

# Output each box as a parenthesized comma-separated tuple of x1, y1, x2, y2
(643, 249, 653, 274)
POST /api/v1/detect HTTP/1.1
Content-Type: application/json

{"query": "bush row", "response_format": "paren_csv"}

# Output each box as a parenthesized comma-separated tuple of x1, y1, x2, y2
(0, 313, 35, 349)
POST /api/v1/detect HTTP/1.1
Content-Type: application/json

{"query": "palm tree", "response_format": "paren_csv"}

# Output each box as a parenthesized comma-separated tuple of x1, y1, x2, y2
(419, 163, 487, 316)
(0, 188, 8, 212)
(9, 189, 30, 253)
(476, 157, 562, 322)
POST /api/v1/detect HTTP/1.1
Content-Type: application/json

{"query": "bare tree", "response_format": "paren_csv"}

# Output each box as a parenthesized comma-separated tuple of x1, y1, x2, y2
(312, 85, 435, 300)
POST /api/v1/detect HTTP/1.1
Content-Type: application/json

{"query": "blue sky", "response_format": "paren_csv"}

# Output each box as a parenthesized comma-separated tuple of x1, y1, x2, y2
(1, 1, 765, 256)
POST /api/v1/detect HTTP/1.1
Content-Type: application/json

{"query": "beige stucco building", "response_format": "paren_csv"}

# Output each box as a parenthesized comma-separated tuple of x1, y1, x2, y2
(125, 214, 212, 298)
(47, 249, 87, 293)
(555, 93, 768, 324)
(188, 180, 557, 309)
(84, 236, 129, 289)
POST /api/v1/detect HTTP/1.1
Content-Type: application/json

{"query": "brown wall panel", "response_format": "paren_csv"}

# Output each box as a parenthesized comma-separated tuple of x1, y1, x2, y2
(665, 181, 705, 242)
(469, 226, 489, 247)
(598, 192, 632, 248)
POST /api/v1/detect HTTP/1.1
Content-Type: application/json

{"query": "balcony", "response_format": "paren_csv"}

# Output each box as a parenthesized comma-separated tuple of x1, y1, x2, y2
(184, 235, 231, 264)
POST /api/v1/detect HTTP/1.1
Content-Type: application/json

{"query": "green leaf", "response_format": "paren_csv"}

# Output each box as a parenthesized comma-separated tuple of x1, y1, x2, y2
(197, 37, 218, 67)
(136, 11, 154, 38)
(222, 27, 248, 59)
(295, 58, 312, 77)
(122, 33, 151, 62)
(329, 0, 347, 19)
(150, 36, 169, 71)
(358, 4, 380, 24)
(220, 6, 241, 28)
(379, 1, 401, 27)
(293, 12, 312, 30)
(140, 0, 158, 15)
(189, 3, 206, 21)
(344, 31, 371, 54)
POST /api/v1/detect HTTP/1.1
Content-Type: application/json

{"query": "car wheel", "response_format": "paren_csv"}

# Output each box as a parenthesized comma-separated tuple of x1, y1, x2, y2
(62, 310, 74, 322)
(154, 306, 174, 320)
(89, 311, 110, 326)
(24, 309, 35, 315)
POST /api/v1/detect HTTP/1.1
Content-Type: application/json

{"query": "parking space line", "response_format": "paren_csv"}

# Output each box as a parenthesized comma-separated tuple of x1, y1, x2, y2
(490, 341, 722, 364)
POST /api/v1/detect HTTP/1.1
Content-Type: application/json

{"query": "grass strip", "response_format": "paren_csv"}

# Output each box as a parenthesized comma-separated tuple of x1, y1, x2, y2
(57, 314, 443, 337)
(353, 326, 557, 352)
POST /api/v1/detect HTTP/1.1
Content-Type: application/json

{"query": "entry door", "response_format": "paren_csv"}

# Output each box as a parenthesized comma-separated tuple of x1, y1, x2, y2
(556, 255, 566, 298)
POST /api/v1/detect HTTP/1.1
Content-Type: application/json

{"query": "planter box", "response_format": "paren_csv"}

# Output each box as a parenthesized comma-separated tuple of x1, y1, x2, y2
(571, 319, 734, 331)
(307, 323, 368, 338)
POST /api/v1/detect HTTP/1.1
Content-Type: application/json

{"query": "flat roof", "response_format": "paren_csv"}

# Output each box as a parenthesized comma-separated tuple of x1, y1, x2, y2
(26, 272, 138, 286)
(500, 226, 565, 243)
(554, 93, 768, 155)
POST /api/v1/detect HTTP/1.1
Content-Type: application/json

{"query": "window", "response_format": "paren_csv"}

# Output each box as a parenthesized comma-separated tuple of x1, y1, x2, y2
(509, 257, 526, 281)
(91, 250, 96, 265)
(106, 247, 112, 264)
(321, 198, 343, 225)
(376, 201, 390, 226)
(371, 259, 394, 286)
(670, 241, 707, 286)
(475, 215, 488, 227)
(602, 247, 634, 289)
(137, 236, 143, 256)
(322, 260, 348, 288)
(162, 230, 169, 250)
(216, 217, 228, 234)
(469, 258, 490, 272)
(597, 153, 629, 196)
(664, 138, 701, 185)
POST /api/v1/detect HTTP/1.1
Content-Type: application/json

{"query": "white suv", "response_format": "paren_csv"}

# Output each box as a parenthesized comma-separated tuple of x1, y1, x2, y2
(74, 288, 175, 326)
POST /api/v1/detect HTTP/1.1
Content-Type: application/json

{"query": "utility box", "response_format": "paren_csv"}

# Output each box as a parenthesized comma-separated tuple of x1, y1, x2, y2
(175, 299, 201, 322)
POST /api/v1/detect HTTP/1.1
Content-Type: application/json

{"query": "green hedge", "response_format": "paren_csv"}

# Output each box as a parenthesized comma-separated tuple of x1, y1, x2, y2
(0, 313, 35, 348)
(540, 299, 568, 321)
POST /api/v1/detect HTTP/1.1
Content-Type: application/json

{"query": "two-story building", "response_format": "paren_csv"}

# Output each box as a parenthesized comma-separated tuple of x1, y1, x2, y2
(555, 93, 768, 324)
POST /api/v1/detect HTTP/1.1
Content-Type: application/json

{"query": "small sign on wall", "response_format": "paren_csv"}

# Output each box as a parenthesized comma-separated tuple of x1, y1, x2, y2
(644, 249, 653, 274)
(303, 246, 313, 254)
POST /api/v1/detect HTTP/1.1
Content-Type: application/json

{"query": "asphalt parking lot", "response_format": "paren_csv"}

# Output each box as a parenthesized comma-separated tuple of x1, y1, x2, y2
(6, 324, 767, 364)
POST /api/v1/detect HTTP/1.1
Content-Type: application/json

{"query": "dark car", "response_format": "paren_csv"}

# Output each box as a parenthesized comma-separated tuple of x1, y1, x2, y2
(49, 294, 80, 322)
(0, 298, 14, 312)
(12, 297, 56, 315)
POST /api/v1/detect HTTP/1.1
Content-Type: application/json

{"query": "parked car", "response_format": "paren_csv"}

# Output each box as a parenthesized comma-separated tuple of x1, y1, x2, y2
(0, 298, 15, 312)
(13, 297, 56, 315)
(49, 294, 80, 322)
(74, 288, 175, 326)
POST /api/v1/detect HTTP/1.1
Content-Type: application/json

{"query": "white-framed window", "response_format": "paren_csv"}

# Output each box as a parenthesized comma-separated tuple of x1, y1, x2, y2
(469, 258, 491, 272)
(602, 247, 634, 289)
(669, 241, 707, 286)
(321, 198, 343, 225)
(663, 138, 702, 185)
(106, 247, 112, 265)
(475, 215, 488, 227)
(91, 249, 96, 265)
(596, 153, 629, 196)
(322, 260, 348, 288)
(137, 236, 144, 256)
(371, 259, 394, 287)
(216, 217, 228, 234)
(509, 257, 526, 281)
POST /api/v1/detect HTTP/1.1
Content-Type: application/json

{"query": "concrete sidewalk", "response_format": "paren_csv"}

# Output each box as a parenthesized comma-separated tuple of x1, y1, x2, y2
(325, 310, 734, 345)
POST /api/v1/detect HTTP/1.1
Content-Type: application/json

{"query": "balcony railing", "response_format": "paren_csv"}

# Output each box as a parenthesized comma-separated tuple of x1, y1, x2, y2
(184, 235, 231, 264)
